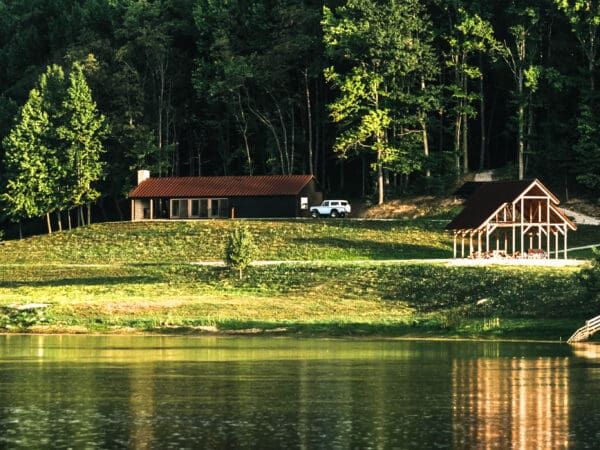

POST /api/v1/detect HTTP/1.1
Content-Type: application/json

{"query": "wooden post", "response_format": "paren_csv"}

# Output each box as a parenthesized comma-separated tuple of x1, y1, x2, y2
(131, 199, 135, 221)
(453, 233, 457, 258)
(231, 207, 235, 220)
(478, 231, 482, 256)
(469, 232, 473, 257)
(564, 228, 568, 259)
(149, 199, 154, 220)
(546, 198, 551, 259)
(520, 198, 524, 257)
(555, 230, 559, 259)
(512, 203, 516, 256)
(485, 227, 490, 252)
(461, 234, 465, 258)
(529, 233, 533, 252)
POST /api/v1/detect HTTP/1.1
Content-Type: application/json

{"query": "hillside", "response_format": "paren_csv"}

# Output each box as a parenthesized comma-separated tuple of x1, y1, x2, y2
(0, 216, 598, 339)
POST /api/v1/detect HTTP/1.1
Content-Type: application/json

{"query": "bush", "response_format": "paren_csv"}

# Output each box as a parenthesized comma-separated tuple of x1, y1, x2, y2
(223, 225, 257, 279)
(0, 305, 47, 329)
(580, 248, 600, 305)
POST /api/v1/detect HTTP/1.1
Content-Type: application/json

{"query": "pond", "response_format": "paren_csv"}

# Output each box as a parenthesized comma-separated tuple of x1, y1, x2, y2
(1, 335, 600, 449)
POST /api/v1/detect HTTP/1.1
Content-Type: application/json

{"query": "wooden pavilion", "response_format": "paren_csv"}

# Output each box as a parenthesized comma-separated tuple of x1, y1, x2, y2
(446, 179, 577, 259)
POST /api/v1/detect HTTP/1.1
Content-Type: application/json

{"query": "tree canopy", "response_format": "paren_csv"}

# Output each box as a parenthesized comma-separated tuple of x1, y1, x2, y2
(1, 0, 599, 232)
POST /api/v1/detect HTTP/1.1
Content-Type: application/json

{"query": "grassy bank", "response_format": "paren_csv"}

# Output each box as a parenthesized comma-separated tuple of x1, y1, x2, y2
(0, 260, 594, 340)
(0, 220, 597, 339)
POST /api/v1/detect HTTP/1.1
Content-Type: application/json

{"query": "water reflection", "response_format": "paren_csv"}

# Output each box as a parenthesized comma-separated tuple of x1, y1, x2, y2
(453, 358, 569, 449)
(0, 336, 598, 449)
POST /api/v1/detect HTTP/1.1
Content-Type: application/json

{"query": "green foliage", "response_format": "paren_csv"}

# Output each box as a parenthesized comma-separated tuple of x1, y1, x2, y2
(59, 61, 107, 207)
(0, 306, 47, 330)
(224, 225, 257, 279)
(2, 66, 65, 224)
(1, 0, 600, 215)
(573, 104, 600, 192)
(323, 0, 437, 202)
(579, 247, 600, 304)
(2, 62, 106, 228)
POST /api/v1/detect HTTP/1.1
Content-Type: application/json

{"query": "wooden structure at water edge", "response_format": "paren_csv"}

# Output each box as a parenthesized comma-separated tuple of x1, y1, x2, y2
(568, 315, 600, 343)
(446, 179, 577, 260)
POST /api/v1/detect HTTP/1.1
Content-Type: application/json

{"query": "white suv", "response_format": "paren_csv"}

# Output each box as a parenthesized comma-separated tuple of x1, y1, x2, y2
(310, 200, 351, 218)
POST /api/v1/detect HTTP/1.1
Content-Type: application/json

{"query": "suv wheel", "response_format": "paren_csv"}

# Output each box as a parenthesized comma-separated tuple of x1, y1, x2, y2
(340, 212, 346, 218)
(311, 210, 319, 218)
(330, 209, 339, 218)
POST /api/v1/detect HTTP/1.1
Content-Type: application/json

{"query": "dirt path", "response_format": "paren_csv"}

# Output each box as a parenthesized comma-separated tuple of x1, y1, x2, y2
(561, 208, 600, 225)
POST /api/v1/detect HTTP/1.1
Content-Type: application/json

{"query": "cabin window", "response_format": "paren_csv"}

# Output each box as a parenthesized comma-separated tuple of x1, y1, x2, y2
(171, 199, 180, 217)
(170, 198, 228, 218)
(191, 199, 200, 217)
(200, 199, 208, 217)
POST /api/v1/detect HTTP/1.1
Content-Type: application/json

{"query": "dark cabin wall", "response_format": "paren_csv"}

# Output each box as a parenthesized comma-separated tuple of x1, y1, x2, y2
(230, 196, 297, 218)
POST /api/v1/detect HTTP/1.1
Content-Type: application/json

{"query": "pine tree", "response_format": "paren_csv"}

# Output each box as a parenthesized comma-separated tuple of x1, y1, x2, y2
(58, 62, 107, 223)
(1, 66, 65, 234)
(224, 226, 257, 279)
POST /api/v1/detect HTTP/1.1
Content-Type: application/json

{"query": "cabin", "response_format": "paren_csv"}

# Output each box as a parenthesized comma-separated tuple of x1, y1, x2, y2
(446, 179, 577, 259)
(128, 171, 323, 220)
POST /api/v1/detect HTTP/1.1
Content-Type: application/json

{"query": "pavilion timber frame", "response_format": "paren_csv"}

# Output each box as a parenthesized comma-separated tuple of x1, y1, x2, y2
(446, 179, 577, 260)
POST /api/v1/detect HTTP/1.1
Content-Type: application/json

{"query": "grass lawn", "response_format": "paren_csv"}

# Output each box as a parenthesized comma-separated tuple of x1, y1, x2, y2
(0, 219, 598, 339)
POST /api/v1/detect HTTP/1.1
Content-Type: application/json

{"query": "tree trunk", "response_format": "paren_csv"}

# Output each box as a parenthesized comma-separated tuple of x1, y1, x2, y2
(462, 74, 469, 175)
(377, 149, 384, 205)
(273, 98, 290, 174)
(87, 203, 91, 225)
(67, 210, 72, 230)
(420, 77, 430, 178)
(305, 68, 314, 176)
(56, 211, 62, 232)
(114, 197, 124, 221)
(454, 116, 462, 179)
(235, 91, 253, 175)
(46, 212, 52, 234)
(478, 54, 486, 170)
(517, 67, 525, 180)
(18, 221, 22, 240)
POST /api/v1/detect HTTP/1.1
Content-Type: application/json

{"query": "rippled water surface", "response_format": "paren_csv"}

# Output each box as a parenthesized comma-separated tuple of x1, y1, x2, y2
(1, 335, 600, 449)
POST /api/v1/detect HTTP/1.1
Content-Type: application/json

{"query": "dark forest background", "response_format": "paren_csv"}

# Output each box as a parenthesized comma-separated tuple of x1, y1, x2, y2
(1, 0, 599, 229)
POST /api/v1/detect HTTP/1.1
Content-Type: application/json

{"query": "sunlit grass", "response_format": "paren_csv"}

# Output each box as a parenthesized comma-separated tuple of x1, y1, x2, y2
(0, 219, 597, 338)
(0, 262, 593, 339)
(0, 219, 453, 264)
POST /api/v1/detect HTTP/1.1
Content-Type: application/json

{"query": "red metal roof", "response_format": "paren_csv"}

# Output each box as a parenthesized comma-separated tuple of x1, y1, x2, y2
(129, 175, 316, 198)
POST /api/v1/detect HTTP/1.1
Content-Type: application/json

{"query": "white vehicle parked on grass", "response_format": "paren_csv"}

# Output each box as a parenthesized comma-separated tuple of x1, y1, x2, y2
(310, 200, 351, 218)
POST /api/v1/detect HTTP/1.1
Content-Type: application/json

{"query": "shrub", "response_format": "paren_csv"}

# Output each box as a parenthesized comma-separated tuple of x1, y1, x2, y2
(224, 225, 257, 279)
(580, 248, 600, 305)
(0, 305, 47, 329)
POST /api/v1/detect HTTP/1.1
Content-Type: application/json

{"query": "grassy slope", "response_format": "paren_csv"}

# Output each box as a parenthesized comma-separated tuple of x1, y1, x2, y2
(0, 218, 597, 339)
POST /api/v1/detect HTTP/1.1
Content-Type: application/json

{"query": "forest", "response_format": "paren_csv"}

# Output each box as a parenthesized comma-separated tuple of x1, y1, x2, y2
(1, 0, 599, 228)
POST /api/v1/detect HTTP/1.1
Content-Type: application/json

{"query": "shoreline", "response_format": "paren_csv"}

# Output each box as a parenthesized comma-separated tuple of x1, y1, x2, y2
(0, 318, 587, 343)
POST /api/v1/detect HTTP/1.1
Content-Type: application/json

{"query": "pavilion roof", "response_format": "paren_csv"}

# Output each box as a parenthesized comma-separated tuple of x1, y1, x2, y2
(445, 179, 576, 231)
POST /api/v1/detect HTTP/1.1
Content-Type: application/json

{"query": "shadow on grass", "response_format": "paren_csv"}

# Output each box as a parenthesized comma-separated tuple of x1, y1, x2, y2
(0, 275, 161, 289)
(291, 237, 449, 259)
(135, 318, 581, 340)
